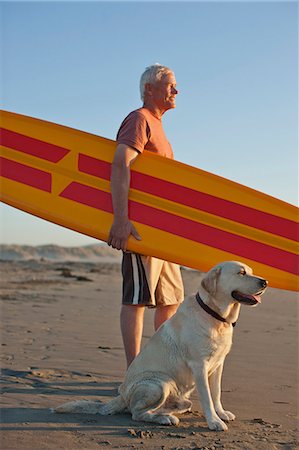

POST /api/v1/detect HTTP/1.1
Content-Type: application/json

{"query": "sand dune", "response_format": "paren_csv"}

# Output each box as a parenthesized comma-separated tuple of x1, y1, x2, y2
(0, 244, 121, 263)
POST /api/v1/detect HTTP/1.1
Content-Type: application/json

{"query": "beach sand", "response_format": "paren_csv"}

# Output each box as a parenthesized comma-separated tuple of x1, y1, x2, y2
(0, 257, 298, 450)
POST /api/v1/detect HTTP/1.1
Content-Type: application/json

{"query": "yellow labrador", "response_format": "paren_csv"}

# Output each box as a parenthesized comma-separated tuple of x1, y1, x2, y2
(53, 261, 267, 431)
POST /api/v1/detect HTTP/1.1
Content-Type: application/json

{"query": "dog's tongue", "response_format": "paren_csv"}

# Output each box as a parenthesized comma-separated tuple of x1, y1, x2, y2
(252, 294, 261, 303)
(232, 291, 261, 304)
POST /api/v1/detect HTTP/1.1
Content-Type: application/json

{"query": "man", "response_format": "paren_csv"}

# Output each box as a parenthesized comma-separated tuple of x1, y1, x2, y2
(108, 64, 184, 367)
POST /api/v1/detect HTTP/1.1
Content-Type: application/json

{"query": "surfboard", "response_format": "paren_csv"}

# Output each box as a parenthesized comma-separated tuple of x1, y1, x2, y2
(1, 110, 298, 291)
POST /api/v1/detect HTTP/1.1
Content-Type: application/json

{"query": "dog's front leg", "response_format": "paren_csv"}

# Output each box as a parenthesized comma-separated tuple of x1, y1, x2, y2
(209, 364, 235, 422)
(189, 361, 228, 431)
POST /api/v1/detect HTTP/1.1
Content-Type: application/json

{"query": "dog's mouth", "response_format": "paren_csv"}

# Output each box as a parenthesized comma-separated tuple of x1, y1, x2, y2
(231, 289, 265, 305)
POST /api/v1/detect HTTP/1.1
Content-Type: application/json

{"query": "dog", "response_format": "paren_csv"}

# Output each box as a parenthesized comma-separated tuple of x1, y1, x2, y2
(53, 261, 267, 431)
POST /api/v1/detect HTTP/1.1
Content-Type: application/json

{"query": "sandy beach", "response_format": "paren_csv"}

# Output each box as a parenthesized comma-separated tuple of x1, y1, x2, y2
(0, 246, 298, 450)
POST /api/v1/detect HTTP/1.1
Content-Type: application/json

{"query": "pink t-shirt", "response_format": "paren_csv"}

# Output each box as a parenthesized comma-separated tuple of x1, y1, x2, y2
(116, 108, 174, 159)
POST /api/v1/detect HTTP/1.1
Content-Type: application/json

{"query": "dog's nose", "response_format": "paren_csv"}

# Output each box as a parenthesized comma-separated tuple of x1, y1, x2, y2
(260, 279, 268, 288)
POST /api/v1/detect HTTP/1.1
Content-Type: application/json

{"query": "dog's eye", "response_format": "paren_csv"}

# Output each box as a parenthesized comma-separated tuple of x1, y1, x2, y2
(239, 269, 246, 276)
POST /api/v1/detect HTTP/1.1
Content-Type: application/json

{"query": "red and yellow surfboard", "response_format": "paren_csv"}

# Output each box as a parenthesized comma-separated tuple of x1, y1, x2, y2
(1, 110, 298, 291)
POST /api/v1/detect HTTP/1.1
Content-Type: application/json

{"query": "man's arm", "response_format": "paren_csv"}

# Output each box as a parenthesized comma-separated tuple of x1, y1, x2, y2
(108, 144, 141, 251)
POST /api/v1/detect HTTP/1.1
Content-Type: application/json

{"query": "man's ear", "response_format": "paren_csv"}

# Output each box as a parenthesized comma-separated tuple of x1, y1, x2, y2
(144, 82, 153, 96)
(201, 267, 221, 296)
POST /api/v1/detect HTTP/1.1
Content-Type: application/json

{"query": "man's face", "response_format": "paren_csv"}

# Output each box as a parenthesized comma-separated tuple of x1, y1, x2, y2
(150, 71, 178, 112)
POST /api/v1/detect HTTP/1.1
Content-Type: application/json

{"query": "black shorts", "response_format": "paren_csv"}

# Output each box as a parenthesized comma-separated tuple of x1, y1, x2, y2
(121, 252, 184, 307)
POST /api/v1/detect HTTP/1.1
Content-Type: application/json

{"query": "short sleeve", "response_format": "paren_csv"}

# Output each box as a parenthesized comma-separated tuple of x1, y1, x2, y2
(116, 111, 150, 153)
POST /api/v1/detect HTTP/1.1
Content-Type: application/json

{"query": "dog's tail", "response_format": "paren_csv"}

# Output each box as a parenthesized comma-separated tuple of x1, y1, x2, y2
(52, 396, 126, 415)
(52, 400, 102, 414)
(98, 395, 127, 415)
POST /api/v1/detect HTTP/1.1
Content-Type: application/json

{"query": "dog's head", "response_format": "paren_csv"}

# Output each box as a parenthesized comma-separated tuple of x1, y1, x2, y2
(201, 261, 268, 307)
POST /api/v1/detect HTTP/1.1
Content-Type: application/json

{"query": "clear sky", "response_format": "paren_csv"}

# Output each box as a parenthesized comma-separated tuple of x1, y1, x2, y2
(1, 1, 298, 247)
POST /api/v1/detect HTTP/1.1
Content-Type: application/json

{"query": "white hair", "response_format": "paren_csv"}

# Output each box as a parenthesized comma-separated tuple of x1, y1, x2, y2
(140, 63, 173, 101)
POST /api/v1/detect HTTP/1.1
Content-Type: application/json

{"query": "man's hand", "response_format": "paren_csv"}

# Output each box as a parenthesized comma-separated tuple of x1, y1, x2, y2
(108, 218, 141, 251)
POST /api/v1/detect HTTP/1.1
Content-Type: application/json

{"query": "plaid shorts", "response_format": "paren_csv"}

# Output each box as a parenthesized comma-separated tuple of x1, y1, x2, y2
(121, 252, 184, 307)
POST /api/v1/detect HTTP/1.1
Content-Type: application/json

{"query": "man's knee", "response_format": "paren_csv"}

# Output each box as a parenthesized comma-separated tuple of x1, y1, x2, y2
(154, 304, 178, 330)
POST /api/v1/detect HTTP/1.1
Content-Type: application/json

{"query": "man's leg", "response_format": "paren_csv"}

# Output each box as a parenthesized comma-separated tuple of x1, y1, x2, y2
(120, 304, 145, 368)
(154, 304, 179, 331)
(153, 260, 184, 331)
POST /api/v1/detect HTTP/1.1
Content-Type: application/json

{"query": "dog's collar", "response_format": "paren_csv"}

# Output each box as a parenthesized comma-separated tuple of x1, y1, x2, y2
(195, 293, 236, 327)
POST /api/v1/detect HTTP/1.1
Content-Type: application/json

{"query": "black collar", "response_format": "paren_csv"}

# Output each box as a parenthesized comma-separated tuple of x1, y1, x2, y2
(196, 293, 236, 327)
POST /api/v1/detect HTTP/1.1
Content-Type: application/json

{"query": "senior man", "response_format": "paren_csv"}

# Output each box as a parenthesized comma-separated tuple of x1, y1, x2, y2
(108, 64, 184, 367)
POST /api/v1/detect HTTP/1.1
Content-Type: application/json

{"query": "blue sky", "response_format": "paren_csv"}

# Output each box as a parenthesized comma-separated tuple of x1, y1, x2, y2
(1, 1, 298, 246)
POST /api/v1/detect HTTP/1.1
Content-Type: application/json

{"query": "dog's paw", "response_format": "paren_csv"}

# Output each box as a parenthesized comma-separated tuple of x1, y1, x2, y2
(207, 417, 228, 431)
(217, 409, 236, 422)
(158, 414, 180, 426)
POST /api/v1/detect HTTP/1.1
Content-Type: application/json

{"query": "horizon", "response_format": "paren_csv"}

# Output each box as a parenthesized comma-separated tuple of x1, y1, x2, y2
(0, 241, 106, 248)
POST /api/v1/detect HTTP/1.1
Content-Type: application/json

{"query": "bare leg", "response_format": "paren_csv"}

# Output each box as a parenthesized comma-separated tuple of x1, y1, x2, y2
(154, 304, 178, 331)
(120, 305, 145, 367)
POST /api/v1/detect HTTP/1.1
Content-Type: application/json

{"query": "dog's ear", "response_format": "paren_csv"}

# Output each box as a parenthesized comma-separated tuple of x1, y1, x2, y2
(201, 267, 221, 296)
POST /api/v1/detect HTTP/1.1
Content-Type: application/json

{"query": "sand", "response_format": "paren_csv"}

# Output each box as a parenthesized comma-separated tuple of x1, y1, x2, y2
(0, 257, 298, 450)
